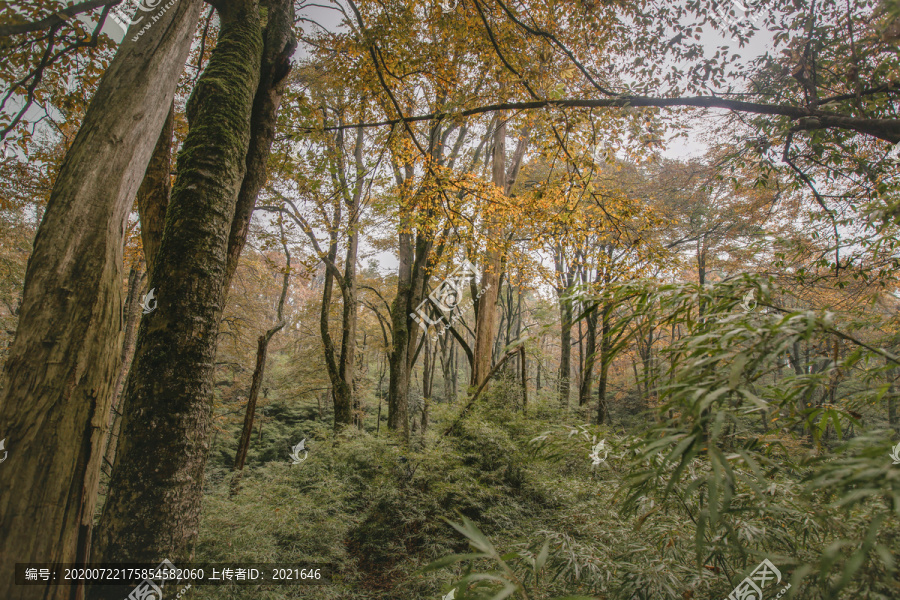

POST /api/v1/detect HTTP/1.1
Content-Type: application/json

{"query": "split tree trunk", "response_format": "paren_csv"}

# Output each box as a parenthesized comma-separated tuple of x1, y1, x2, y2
(0, 2, 202, 596)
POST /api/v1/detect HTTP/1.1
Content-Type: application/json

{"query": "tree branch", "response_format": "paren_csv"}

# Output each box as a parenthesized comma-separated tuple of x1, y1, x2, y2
(0, 0, 122, 37)
(296, 97, 900, 143)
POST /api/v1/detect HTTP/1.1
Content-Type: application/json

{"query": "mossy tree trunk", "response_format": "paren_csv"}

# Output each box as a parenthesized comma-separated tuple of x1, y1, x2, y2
(90, 0, 294, 583)
(0, 2, 202, 597)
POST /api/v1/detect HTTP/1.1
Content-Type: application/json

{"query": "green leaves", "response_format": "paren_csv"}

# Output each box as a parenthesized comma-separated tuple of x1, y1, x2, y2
(428, 515, 599, 600)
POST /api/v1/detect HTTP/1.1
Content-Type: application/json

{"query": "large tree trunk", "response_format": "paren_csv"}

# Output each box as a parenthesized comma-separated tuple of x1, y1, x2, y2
(331, 125, 364, 429)
(0, 3, 202, 597)
(89, 0, 273, 583)
(320, 203, 353, 428)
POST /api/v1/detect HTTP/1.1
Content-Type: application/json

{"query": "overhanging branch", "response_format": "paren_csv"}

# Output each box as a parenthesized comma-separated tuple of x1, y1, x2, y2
(296, 96, 900, 143)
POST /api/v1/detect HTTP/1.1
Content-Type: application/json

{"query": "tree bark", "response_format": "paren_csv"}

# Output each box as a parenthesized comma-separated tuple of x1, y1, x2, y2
(137, 103, 175, 275)
(520, 345, 527, 412)
(101, 263, 144, 479)
(579, 307, 597, 407)
(0, 2, 202, 596)
(596, 302, 612, 425)
(889, 367, 899, 434)
(89, 0, 269, 582)
(472, 120, 505, 387)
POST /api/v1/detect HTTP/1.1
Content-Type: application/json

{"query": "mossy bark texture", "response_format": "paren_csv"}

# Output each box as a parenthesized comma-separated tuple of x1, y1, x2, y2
(90, 0, 264, 580)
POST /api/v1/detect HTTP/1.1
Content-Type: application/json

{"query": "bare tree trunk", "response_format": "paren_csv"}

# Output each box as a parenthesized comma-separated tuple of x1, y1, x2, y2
(889, 367, 899, 435)
(137, 103, 175, 275)
(388, 221, 413, 440)
(102, 99, 175, 484)
(0, 3, 202, 596)
(422, 335, 433, 432)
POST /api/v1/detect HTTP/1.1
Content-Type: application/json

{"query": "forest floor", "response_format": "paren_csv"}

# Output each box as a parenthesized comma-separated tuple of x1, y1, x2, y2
(183, 377, 791, 600)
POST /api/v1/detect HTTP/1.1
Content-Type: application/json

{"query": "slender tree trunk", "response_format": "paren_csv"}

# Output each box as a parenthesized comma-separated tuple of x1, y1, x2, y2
(422, 335, 433, 432)
(232, 335, 269, 474)
(889, 367, 899, 434)
(0, 3, 202, 596)
(579, 307, 597, 406)
(102, 263, 145, 483)
(558, 290, 573, 408)
(597, 303, 612, 425)
(472, 120, 505, 387)
(520, 345, 528, 412)
(452, 341, 458, 401)
(89, 0, 268, 581)
(388, 222, 413, 440)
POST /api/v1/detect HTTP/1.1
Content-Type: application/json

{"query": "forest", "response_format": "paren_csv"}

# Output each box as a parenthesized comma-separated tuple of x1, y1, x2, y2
(1, 0, 899, 599)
